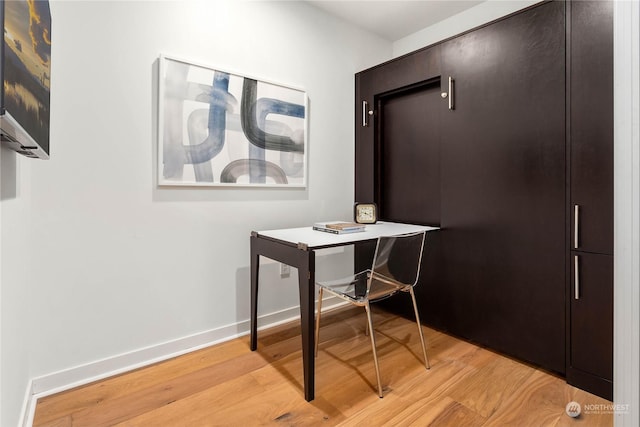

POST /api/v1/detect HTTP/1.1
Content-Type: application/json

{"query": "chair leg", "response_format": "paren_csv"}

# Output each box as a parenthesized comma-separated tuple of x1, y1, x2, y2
(364, 302, 383, 398)
(409, 287, 430, 369)
(315, 287, 323, 357)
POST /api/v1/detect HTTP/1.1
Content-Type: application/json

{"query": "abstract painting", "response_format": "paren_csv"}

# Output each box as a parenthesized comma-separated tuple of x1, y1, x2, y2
(158, 55, 308, 187)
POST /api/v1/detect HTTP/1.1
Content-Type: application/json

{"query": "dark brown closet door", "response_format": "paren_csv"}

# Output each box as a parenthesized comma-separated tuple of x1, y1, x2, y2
(570, 0, 613, 256)
(566, 0, 613, 400)
(435, 1, 566, 373)
(378, 81, 441, 225)
(569, 252, 613, 398)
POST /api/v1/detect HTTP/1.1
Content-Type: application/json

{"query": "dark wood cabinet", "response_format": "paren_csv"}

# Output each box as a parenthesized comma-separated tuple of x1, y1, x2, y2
(355, 0, 613, 400)
(437, 0, 566, 374)
(566, 0, 613, 400)
(569, 0, 614, 256)
(356, 1, 566, 374)
(569, 252, 613, 399)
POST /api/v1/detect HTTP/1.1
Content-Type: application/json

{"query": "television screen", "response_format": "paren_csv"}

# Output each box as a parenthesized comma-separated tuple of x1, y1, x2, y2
(1, 0, 51, 158)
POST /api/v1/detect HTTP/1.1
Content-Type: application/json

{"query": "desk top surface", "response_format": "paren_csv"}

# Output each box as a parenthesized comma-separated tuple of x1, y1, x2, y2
(255, 221, 439, 249)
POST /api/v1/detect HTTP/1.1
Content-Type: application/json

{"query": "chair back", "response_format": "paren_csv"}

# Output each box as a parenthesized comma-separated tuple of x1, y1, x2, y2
(371, 231, 427, 287)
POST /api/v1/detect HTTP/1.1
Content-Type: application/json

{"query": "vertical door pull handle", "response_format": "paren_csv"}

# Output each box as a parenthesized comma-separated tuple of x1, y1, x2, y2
(448, 76, 455, 110)
(574, 255, 580, 300)
(574, 204, 579, 249)
(362, 100, 368, 127)
(362, 100, 373, 127)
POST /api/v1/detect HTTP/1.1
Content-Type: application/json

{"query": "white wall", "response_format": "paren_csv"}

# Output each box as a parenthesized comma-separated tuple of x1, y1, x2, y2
(0, 1, 391, 425)
(31, 0, 390, 375)
(1, 147, 33, 426)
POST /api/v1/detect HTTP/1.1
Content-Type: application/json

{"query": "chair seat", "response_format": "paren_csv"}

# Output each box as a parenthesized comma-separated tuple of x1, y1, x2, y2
(317, 270, 408, 304)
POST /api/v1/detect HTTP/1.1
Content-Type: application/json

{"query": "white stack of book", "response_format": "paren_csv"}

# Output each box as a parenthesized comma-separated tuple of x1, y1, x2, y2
(312, 221, 366, 234)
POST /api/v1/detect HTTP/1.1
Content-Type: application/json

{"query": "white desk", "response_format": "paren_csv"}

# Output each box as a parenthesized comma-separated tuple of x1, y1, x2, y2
(258, 221, 436, 249)
(249, 221, 439, 401)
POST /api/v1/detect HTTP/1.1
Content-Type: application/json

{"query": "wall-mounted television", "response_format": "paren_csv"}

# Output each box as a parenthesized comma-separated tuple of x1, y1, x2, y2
(0, 0, 51, 159)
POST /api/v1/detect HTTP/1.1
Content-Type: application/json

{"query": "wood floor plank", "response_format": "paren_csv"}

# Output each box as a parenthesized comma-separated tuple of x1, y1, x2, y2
(481, 369, 566, 426)
(428, 400, 487, 427)
(32, 306, 613, 427)
(33, 415, 72, 427)
(445, 353, 536, 419)
(377, 362, 478, 425)
(110, 374, 266, 426)
(59, 350, 268, 427)
(33, 339, 250, 425)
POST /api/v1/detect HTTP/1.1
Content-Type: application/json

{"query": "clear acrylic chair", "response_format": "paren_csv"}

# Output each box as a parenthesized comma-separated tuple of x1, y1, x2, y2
(314, 231, 430, 398)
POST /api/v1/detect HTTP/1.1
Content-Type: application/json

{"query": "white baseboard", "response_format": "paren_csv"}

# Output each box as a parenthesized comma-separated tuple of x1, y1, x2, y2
(18, 379, 34, 427)
(21, 297, 346, 426)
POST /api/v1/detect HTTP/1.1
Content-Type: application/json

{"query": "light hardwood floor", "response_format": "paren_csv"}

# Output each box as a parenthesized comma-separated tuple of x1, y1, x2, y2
(33, 306, 613, 426)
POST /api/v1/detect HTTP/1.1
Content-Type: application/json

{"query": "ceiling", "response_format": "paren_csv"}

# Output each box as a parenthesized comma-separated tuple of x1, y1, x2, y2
(306, 1, 485, 41)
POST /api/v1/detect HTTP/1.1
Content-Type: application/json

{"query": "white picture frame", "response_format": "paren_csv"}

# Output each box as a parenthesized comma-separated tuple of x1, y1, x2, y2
(158, 55, 308, 187)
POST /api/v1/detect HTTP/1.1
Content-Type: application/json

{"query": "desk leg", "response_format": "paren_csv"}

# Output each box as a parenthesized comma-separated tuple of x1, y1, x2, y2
(298, 249, 316, 402)
(250, 235, 260, 351)
(249, 233, 316, 401)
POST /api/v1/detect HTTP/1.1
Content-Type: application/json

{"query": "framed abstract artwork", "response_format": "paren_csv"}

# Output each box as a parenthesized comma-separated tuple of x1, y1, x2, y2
(158, 55, 308, 187)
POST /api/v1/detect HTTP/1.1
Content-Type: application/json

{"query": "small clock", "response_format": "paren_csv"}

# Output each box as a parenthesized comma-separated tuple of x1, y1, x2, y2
(354, 202, 377, 224)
